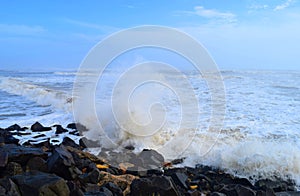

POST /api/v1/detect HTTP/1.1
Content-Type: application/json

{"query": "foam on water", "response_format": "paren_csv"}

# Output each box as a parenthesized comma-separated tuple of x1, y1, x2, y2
(0, 70, 300, 186)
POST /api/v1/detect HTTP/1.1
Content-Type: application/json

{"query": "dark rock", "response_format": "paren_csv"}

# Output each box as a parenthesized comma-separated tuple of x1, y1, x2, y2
(211, 192, 227, 196)
(0, 129, 19, 144)
(233, 177, 254, 188)
(47, 145, 82, 180)
(137, 149, 164, 169)
(0, 178, 20, 196)
(275, 192, 300, 196)
(99, 187, 113, 196)
(255, 179, 290, 192)
(11, 171, 70, 196)
(62, 137, 80, 149)
(171, 157, 185, 165)
(79, 169, 101, 184)
(124, 145, 135, 151)
(170, 172, 189, 189)
(0, 144, 47, 164)
(187, 190, 202, 196)
(26, 157, 48, 172)
(130, 176, 179, 196)
(0, 151, 8, 167)
(102, 182, 123, 196)
(5, 124, 21, 131)
(67, 123, 77, 129)
(54, 125, 68, 134)
(5, 162, 23, 176)
(235, 184, 256, 196)
(30, 122, 51, 132)
(67, 181, 84, 196)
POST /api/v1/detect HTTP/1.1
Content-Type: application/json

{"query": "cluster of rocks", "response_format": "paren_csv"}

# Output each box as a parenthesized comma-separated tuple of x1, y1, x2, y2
(0, 122, 299, 196)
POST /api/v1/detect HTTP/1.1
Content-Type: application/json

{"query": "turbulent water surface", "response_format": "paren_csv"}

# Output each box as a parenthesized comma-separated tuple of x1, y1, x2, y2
(0, 69, 300, 186)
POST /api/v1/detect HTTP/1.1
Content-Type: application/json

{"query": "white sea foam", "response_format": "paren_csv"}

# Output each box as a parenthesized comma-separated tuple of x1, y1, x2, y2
(0, 77, 72, 112)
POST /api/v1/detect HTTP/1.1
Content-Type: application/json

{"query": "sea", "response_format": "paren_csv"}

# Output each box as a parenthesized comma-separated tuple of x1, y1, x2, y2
(0, 69, 300, 186)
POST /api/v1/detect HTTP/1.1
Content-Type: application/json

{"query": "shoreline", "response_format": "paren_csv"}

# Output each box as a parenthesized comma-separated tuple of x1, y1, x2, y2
(0, 122, 299, 195)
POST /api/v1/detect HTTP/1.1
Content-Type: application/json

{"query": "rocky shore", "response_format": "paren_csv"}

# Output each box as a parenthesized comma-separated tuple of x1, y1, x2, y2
(0, 122, 299, 196)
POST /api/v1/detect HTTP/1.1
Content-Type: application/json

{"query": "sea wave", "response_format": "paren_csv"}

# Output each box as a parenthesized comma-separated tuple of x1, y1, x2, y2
(0, 77, 72, 112)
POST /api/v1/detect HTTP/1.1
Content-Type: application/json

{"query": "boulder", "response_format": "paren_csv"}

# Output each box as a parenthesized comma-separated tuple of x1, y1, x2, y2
(130, 176, 179, 196)
(31, 122, 51, 132)
(47, 145, 81, 180)
(26, 157, 48, 172)
(5, 124, 21, 131)
(11, 171, 70, 196)
(0, 144, 47, 164)
(0, 178, 20, 196)
(53, 125, 68, 134)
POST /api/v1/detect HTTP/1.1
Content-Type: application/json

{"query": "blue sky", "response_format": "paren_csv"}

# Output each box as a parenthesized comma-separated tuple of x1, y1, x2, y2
(0, 0, 299, 71)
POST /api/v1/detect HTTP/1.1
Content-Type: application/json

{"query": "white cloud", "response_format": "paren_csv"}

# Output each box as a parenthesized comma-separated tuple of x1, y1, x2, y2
(193, 6, 237, 23)
(0, 24, 46, 35)
(274, 0, 295, 11)
(64, 18, 119, 32)
(249, 4, 269, 10)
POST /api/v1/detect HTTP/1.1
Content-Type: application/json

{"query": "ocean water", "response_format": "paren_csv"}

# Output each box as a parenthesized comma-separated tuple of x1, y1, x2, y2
(0, 69, 300, 186)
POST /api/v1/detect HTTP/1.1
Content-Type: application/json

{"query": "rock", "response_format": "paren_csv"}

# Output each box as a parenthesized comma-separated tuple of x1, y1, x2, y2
(5, 124, 21, 131)
(124, 145, 135, 151)
(47, 145, 81, 180)
(0, 144, 47, 164)
(26, 157, 48, 172)
(5, 162, 23, 176)
(0, 151, 8, 167)
(67, 181, 84, 196)
(255, 179, 290, 192)
(11, 171, 70, 196)
(54, 125, 68, 134)
(62, 137, 81, 149)
(79, 169, 101, 184)
(98, 171, 139, 195)
(170, 172, 189, 189)
(0, 129, 19, 144)
(0, 178, 20, 196)
(235, 184, 256, 196)
(275, 192, 300, 196)
(102, 182, 123, 196)
(211, 192, 227, 196)
(30, 122, 51, 132)
(67, 123, 87, 132)
(130, 176, 179, 196)
(67, 123, 77, 129)
(137, 149, 164, 169)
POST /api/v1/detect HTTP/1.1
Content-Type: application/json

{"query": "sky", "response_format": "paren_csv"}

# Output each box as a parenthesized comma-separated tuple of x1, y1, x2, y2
(0, 0, 300, 71)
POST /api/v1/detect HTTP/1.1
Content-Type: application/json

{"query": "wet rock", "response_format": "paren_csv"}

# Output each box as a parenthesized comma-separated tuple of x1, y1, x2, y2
(67, 123, 88, 132)
(0, 144, 47, 164)
(255, 179, 291, 192)
(47, 145, 82, 180)
(31, 122, 52, 132)
(170, 172, 189, 189)
(26, 157, 48, 172)
(0, 178, 20, 196)
(5, 124, 21, 131)
(5, 162, 23, 176)
(11, 171, 70, 196)
(130, 176, 179, 196)
(62, 137, 81, 149)
(54, 125, 68, 134)
(137, 149, 164, 169)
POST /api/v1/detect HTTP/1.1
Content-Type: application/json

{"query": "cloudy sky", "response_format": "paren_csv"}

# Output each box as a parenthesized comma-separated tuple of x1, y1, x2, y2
(0, 0, 299, 70)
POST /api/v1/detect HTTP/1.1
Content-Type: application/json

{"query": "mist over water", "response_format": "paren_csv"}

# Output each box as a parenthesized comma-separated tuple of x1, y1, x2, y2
(0, 69, 300, 186)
